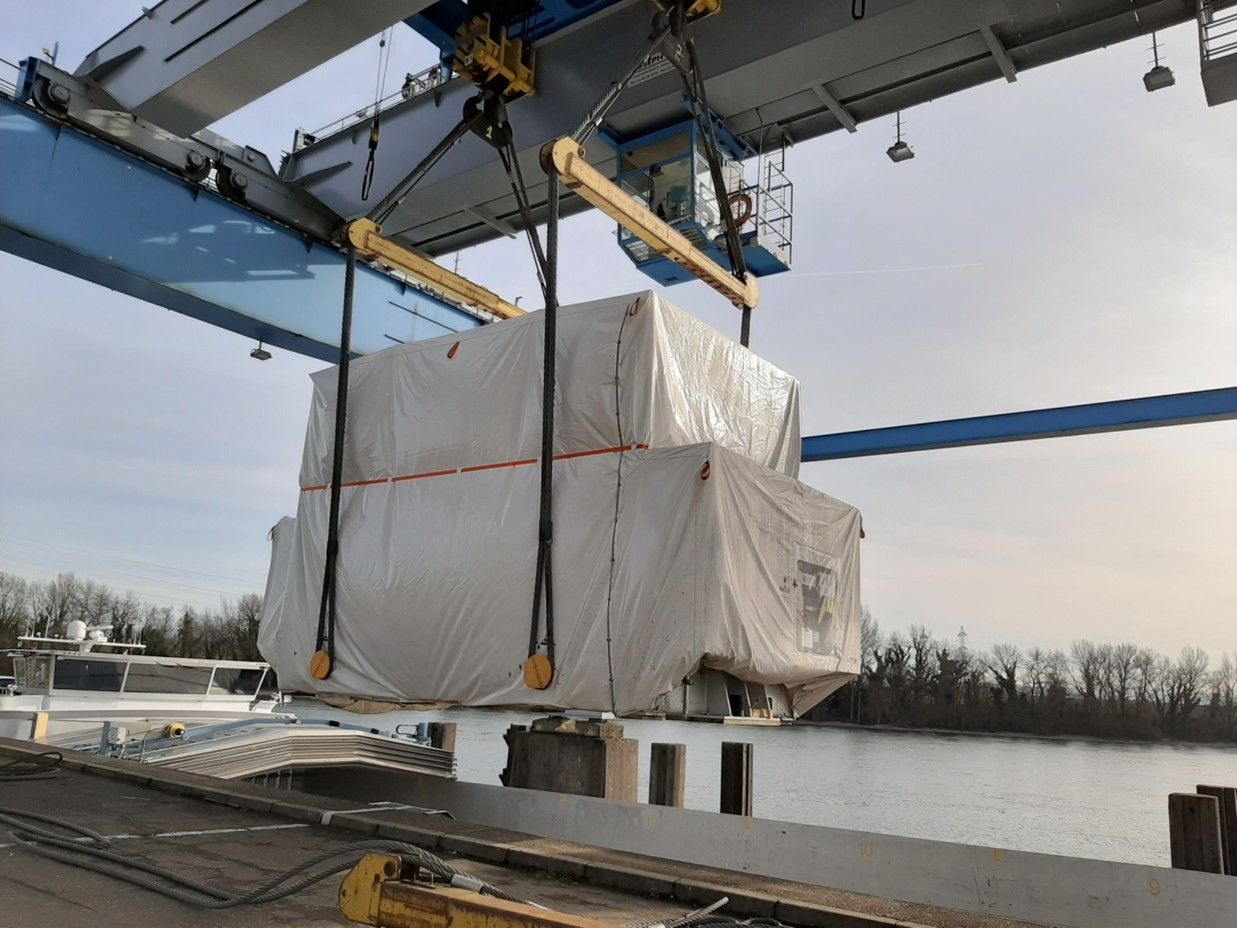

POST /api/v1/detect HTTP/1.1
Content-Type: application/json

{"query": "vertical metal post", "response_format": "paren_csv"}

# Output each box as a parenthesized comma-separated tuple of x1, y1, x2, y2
(313, 243, 357, 680)
(649, 743, 687, 807)
(720, 741, 753, 816)
(740, 307, 751, 347)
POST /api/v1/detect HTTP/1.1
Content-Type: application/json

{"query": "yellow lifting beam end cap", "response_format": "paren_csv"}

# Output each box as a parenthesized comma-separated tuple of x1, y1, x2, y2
(310, 649, 332, 680)
(523, 653, 555, 690)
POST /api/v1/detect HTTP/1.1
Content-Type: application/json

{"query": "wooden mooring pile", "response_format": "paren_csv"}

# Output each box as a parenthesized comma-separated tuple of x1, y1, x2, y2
(502, 717, 756, 814)
(1169, 784, 1237, 875)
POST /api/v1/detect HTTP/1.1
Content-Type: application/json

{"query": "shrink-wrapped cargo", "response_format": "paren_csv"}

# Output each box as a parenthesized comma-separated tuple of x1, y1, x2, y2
(298, 291, 801, 487)
(261, 290, 861, 714)
(261, 443, 860, 714)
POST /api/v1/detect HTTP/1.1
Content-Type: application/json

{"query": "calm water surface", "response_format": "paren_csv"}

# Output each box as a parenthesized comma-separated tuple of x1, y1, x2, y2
(291, 701, 1235, 866)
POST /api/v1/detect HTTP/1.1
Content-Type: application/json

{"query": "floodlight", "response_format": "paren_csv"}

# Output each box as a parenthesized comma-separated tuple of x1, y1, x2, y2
(250, 341, 272, 361)
(1143, 33, 1175, 92)
(1143, 65, 1175, 92)
(887, 111, 914, 163)
(887, 140, 915, 162)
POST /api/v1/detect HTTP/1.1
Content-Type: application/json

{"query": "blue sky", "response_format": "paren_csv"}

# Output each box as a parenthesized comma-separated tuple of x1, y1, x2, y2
(1, 4, 1235, 656)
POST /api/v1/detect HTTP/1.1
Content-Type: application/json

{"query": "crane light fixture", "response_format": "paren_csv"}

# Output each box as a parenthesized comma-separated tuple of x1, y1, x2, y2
(250, 341, 272, 361)
(886, 111, 914, 163)
(1143, 32, 1175, 92)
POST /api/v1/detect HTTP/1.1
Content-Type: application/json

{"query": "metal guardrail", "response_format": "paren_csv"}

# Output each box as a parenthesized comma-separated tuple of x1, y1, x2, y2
(753, 151, 793, 263)
(0, 56, 21, 98)
(296, 62, 449, 148)
(1200, 0, 1237, 62)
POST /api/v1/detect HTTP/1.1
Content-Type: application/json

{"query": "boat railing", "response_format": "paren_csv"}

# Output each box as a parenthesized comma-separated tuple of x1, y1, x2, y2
(9, 650, 274, 701)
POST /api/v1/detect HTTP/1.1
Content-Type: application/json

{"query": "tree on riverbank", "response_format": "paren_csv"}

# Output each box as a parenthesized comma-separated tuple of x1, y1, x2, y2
(4, 569, 1234, 742)
(0, 570, 263, 674)
(808, 616, 1237, 743)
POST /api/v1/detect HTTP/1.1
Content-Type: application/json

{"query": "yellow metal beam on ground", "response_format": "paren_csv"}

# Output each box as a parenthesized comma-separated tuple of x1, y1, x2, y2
(540, 138, 758, 311)
(339, 854, 608, 928)
(345, 219, 525, 320)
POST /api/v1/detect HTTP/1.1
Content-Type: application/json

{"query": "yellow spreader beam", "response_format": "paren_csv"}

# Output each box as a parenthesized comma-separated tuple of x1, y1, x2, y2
(340, 854, 607, 928)
(345, 219, 525, 321)
(541, 137, 758, 311)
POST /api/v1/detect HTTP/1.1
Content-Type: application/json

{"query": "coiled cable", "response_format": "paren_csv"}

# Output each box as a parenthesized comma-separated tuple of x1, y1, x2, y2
(0, 750, 62, 780)
(1, 806, 520, 909)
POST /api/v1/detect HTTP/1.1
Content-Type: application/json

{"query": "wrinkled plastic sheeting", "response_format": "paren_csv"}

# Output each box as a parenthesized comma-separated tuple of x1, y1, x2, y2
(298, 291, 801, 489)
(260, 443, 860, 715)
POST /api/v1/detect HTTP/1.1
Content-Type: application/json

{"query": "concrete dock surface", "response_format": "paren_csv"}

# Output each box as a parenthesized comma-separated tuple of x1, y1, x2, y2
(0, 764, 691, 927)
(0, 740, 1043, 928)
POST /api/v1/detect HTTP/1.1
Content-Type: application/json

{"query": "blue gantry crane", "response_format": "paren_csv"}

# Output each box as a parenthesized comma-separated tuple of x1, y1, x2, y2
(2, 0, 1236, 449)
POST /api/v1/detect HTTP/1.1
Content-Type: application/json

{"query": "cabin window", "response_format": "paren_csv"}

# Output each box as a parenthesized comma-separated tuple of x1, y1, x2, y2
(12, 656, 50, 690)
(208, 667, 267, 696)
(124, 663, 214, 694)
(51, 659, 125, 692)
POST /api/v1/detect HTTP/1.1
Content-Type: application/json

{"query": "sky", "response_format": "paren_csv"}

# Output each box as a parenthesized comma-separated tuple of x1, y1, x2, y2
(1, 4, 1235, 658)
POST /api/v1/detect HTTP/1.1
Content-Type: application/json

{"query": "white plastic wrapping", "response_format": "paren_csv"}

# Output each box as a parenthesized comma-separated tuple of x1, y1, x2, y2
(298, 291, 801, 488)
(260, 443, 860, 714)
(261, 290, 860, 715)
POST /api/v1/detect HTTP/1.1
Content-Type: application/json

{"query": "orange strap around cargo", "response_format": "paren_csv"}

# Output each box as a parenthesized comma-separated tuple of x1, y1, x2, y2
(300, 443, 649, 493)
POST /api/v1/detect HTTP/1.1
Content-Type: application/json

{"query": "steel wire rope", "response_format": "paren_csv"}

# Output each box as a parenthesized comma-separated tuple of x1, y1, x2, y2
(497, 141, 550, 296)
(362, 28, 396, 201)
(0, 750, 62, 781)
(2, 807, 521, 909)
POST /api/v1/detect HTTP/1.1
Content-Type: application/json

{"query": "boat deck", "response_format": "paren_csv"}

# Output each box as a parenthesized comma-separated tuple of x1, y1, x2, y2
(0, 740, 1041, 928)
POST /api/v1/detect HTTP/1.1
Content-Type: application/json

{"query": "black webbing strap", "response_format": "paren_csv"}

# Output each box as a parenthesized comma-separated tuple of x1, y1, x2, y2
(314, 243, 357, 676)
(527, 165, 559, 664)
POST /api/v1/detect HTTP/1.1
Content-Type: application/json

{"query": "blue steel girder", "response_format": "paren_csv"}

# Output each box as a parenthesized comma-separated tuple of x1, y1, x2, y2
(0, 96, 480, 362)
(801, 388, 1237, 462)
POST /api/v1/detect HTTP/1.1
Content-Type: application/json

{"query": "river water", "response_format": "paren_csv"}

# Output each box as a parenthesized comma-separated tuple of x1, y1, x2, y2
(291, 701, 1235, 866)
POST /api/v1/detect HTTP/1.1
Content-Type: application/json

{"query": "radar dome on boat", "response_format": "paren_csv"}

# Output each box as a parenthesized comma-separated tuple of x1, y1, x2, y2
(66, 620, 87, 641)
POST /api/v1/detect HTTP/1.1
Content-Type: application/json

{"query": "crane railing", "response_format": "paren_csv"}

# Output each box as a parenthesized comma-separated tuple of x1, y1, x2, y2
(294, 63, 451, 150)
(1199, 0, 1237, 63)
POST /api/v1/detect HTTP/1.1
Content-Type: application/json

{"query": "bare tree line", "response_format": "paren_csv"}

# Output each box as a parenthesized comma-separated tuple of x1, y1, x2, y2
(0, 570, 263, 674)
(5, 571, 1233, 742)
(806, 612, 1237, 742)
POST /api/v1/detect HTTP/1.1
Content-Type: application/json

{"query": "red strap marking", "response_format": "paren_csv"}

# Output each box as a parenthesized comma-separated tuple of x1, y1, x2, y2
(392, 468, 458, 483)
(301, 444, 651, 492)
(459, 458, 539, 474)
